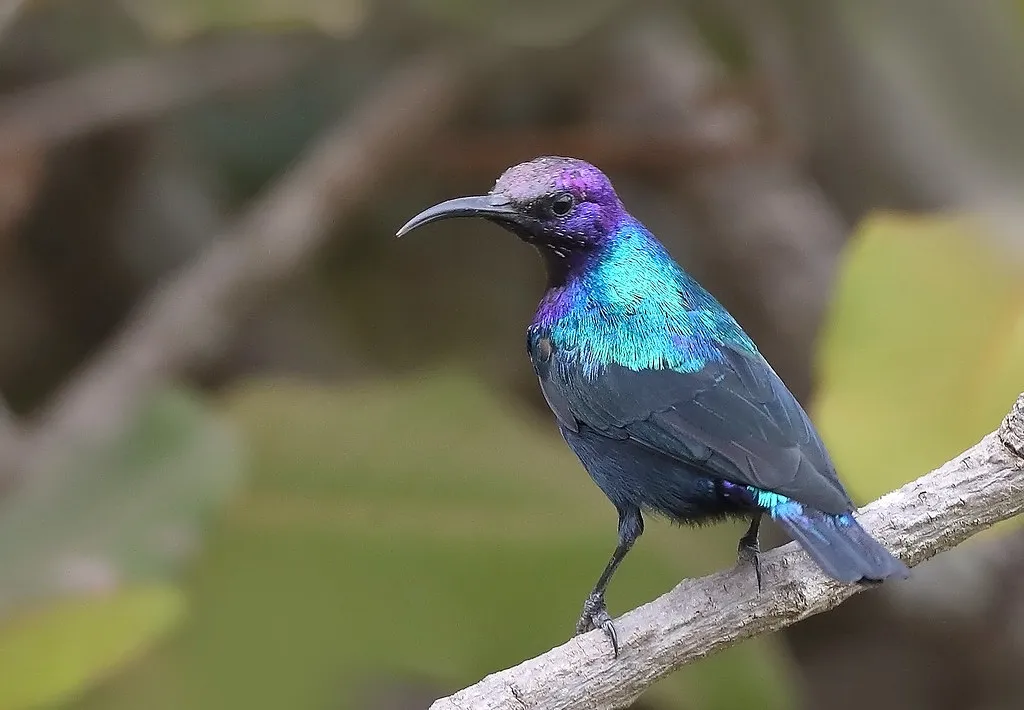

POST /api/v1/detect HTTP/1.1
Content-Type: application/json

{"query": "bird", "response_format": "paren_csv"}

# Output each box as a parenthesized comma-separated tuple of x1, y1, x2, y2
(396, 156, 909, 656)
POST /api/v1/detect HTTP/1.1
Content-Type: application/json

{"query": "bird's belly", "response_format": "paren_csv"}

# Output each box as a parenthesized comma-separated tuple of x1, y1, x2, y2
(560, 424, 749, 523)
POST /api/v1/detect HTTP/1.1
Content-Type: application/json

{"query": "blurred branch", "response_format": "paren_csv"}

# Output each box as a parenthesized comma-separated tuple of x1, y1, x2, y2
(10, 51, 467, 479)
(0, 136, 44, 251)
(0, 393, 21, 470)
(709, 0, 812, 146)
(431, 394, 1024, 710)
(0, 394, 23, 497)
(433, 80, 776, 176)
(607, 21, 849, 401)
(0, 0, 28, 39)
(0, 34, 322, 148)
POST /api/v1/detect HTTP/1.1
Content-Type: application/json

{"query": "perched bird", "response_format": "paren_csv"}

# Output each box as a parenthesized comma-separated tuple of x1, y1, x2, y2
(397, 156, 909, 656)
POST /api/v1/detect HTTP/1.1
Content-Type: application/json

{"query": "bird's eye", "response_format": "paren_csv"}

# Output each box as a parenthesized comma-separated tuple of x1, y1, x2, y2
(549, 192, 575, 217)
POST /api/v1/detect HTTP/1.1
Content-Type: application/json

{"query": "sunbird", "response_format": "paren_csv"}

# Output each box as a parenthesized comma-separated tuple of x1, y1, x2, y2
(397, 156, 909, 656)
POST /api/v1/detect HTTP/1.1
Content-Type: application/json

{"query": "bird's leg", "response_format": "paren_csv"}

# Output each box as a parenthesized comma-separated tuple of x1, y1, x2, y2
(737, 512, 763, 592)
(576, 506, 643, 657)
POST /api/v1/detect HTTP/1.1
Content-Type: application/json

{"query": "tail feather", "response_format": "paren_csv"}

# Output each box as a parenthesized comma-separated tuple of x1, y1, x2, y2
(770, 504, 909, 583)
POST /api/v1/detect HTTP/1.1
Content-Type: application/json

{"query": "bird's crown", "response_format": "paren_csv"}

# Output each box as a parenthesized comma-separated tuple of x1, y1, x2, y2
(491, 156, 617, 207)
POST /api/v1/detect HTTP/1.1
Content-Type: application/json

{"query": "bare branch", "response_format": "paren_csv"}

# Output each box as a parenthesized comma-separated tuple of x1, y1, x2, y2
(430, 394, 1024, 710)
(15, 52, 466, 477)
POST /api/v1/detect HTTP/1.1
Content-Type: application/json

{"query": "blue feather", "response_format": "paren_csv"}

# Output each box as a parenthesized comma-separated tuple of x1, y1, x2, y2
(532, 220, 756, 378)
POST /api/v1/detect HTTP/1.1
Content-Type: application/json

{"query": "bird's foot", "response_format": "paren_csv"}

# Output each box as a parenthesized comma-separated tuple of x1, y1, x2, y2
(737, 538, 763, 593)
(575, 591, 619, 657)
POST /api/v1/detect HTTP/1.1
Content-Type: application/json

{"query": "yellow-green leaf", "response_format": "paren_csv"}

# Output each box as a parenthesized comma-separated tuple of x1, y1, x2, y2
(814, 212, 1024, 502)
(0, 585, 185, 710)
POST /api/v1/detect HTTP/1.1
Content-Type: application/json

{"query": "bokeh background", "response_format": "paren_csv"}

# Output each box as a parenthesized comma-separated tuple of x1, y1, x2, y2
(0, 1, 1023, 709)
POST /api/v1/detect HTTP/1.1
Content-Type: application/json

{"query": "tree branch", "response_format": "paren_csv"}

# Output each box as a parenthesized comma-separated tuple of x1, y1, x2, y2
(430, 394, 1024, 710)
(0, 392, 22, 476)
(0, 0, 28, 40)
(12, 51, 466, 479)
(0, 35, 321, 149)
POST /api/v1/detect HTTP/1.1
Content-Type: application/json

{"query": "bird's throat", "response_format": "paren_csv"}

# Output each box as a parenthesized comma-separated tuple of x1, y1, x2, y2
(534, 238, 607, 291)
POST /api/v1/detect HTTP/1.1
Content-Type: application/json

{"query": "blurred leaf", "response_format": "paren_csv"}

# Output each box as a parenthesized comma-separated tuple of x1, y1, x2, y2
(66, 371, 793, 710)
(0, 386, 243, 612)
(0, 585, 184, 710)
(123, 0, 367, 41)
(815, 212, 1024, 501)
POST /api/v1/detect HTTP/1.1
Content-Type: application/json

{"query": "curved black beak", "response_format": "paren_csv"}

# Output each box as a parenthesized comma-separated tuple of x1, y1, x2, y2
(396, 195, 518, 237)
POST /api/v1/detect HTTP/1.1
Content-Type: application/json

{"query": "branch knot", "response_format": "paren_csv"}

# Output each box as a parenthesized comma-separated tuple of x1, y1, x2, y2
(999, 394, 1024, 462)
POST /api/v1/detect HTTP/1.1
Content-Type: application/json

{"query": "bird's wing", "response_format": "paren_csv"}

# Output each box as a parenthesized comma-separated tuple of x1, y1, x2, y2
(530, 337, 853, 515)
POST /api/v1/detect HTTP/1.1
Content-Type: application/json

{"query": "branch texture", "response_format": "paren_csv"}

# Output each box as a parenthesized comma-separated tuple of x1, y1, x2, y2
(431, 394, 1024, 710)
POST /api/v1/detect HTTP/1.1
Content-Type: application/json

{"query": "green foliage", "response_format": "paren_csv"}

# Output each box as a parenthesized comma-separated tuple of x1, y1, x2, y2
(0, 387, 241, 710)
(0, 586, 184, 710)
(66, 372, 793, 710)
(0, 388, 242, 609)
(814, 213, 1024, 503)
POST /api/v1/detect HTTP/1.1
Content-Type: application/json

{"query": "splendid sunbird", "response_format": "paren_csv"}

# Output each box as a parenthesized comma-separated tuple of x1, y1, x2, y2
(397, 156, 909, 656)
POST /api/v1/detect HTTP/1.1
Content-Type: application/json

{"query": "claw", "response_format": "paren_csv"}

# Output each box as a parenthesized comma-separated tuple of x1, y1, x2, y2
(575, 591, 619, 657)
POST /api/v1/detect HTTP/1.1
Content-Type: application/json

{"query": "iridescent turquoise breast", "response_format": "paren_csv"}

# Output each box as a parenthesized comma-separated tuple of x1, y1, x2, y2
(529, 221, 756, 379)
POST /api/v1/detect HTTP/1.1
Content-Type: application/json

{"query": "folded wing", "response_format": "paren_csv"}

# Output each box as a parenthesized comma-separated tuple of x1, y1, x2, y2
(533, 342, 853, 515)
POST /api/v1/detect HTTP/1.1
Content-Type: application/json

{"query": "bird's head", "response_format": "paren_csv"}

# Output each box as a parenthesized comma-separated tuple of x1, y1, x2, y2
(397, 157, 627, 262)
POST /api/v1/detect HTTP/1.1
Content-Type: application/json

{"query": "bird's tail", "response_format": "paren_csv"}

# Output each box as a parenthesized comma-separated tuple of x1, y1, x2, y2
(770, 504, 910, 583)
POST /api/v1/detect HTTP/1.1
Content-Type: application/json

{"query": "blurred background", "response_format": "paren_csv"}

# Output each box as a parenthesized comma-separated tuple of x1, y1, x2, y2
(0, 0, 1022, 709)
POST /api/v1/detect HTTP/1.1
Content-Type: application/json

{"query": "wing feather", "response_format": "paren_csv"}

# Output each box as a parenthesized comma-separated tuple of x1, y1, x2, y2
(531, 337, 852, 515)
